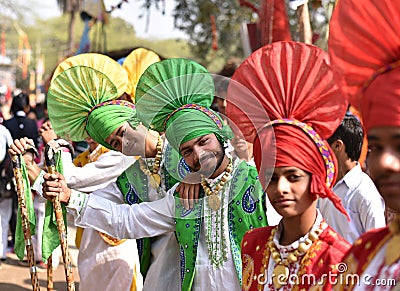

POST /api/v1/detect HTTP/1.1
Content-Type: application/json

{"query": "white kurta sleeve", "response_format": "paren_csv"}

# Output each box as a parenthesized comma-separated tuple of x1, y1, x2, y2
(31, 170, 46, 196)
(63, 151, 135, 192)
(31, 151, 135, 197)
(68, 183, 177, 240)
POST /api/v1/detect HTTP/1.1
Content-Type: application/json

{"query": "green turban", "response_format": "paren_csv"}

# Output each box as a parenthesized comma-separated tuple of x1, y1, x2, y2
(135, 58, 233, 151)
(47, 53, 139, 149)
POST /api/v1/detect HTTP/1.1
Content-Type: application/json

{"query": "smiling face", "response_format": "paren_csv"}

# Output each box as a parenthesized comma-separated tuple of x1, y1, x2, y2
(266, 166, 314, 218)
(179, 133, 226, 178)
(105, 122, 147, 156)
(367, 126, 400, 212)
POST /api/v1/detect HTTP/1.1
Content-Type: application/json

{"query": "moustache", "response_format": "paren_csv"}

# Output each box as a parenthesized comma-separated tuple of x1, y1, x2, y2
(193, 153, 216, 170)
(200, 153, 215, 163)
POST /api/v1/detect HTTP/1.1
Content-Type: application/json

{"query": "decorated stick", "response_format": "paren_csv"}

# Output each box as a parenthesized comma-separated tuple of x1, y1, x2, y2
(11, 152, 40, 291)
(44, 141, 75, 291)
(47, 254, 53, 290)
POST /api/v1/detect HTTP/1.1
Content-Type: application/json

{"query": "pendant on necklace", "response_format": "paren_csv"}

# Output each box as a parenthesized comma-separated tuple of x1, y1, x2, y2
(149, 173, 161, 189)
(272, 264, 289, 289)
(208, 195, 221, 211)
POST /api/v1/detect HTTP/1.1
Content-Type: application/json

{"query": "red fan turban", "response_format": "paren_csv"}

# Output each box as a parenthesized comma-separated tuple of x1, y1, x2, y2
(227, 41, 348, 217)
(329, 0, 400, 131)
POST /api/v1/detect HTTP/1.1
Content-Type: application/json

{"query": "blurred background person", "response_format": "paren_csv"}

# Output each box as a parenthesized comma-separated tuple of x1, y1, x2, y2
(214, 58, 254, 165)
(0, 123, 13, 268)
(3, 92, 38, 146)
(318, 112, 386, 243)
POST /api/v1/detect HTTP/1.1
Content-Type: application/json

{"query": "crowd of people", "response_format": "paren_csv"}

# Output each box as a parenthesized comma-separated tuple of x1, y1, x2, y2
(0, 0, 399, 290)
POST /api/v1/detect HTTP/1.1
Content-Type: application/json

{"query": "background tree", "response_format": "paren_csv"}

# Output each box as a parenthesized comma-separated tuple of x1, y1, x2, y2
(139, 0, 336, 67)
(172, 0, 256, 65)
(0, 0, 23, 20)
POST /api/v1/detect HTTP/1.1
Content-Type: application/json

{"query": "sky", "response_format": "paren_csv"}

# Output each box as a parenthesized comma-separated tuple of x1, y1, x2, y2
(34, 0, 188, 40)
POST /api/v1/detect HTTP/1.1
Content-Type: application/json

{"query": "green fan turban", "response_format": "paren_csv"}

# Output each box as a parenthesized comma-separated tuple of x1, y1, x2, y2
(47, 53, 139, 149)
(136, 58, 233, 151)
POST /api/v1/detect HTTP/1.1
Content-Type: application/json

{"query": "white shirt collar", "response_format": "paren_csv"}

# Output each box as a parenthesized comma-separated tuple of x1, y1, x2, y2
(337, 163, 362, 190)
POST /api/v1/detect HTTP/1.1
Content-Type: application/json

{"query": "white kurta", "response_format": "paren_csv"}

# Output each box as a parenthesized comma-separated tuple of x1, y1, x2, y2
(144, 231, 180, 291)
(77, 181, 141, 291)
(32, 150, 136, 195)
(128, 152, 181, 291)
(318, 164, 386, 243)
(68, 166, 244, 291)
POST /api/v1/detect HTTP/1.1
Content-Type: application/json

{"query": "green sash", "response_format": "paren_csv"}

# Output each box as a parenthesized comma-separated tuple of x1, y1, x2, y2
(174, 160, 268, 291)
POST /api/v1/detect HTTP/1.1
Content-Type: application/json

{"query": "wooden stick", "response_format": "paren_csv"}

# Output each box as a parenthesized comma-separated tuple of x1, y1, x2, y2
(44, 143, 75, 291)
(11, 154, 40, 291)
(47, 254, 53, 291)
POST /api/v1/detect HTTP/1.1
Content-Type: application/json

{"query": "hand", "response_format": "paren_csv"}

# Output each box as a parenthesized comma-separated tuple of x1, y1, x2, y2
(9, 138, 35, 165)
(176, 173, 201, 210)
(39, 120, 57, 144)
(42, 172, 71, 203)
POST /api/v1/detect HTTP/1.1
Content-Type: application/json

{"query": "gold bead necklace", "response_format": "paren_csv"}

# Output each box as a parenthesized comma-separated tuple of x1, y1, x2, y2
(267, 222, 325, 289)
(201, 160, 233, 211)
(139, 134, 163, 189)
(88, 144, 109, 163)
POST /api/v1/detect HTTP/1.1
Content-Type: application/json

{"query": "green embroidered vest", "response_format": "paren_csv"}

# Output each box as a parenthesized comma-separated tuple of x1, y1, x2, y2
(116, 143, 189, 278)
(174, 160, 268, 291)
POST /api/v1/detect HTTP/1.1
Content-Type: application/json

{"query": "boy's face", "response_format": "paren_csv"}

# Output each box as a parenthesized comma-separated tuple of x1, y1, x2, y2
(266, 166, 314, 218)
(179, 133, 225, 177)
(106, 122, 147, 156)
(367, 126, 400, 212)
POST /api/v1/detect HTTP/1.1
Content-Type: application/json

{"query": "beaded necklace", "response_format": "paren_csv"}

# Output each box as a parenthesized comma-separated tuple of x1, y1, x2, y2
(267, 222, 325, 289)
(200, 160, 233, 211)
(203, 162, 234, 268)
(88, 144, 108, 163)
(139, 134, 163, 189)
(205, 188, 229, 268)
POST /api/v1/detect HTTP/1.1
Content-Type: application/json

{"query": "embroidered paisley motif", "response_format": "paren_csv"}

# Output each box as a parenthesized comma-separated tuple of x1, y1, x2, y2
(243, 254, 255, 291)
(125, 182, 139, 205)
(178, 158, 190, 179)
(242, 185, 256, 213)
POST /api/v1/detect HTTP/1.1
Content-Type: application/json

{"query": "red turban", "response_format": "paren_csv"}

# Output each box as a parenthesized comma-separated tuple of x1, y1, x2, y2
(329, 0, 400, 131)
(226, 41, 348, 217)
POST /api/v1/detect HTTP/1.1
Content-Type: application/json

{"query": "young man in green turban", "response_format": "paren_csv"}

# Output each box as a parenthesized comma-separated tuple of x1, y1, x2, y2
(42, 59, 271, 291)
